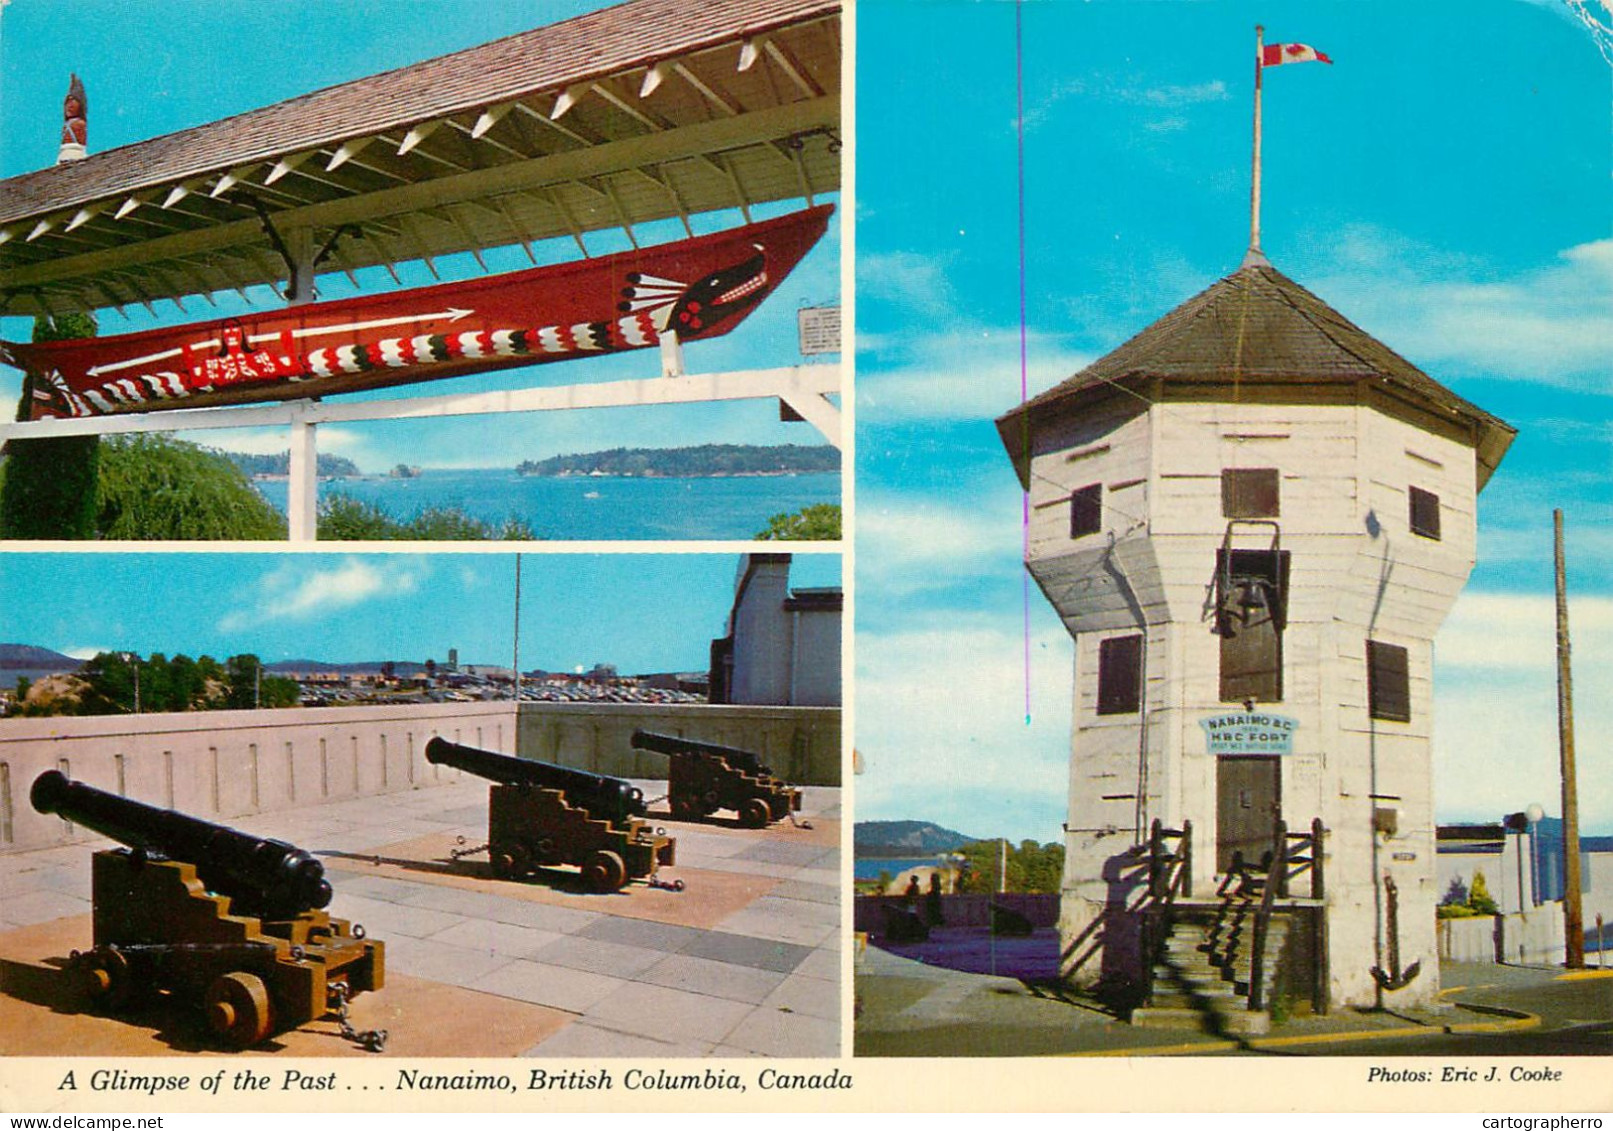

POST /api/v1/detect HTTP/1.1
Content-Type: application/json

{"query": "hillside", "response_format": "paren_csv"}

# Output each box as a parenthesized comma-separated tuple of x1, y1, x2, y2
(855, 820, 979, 857)
(222, 450, 362, 478)
(0, 644, 80, 671)
(517, 444, 839, 478)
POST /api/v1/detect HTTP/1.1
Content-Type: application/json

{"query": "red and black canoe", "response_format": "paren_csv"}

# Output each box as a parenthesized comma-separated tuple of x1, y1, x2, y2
(1, 205, 832, 420)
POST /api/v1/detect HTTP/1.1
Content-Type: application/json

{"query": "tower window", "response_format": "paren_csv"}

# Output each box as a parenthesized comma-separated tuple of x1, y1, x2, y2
(1217, 548, 1289, 703)
(1097, 634, 1143, 715)
(1409, 487, 1441, 540)
(1367, 640, 1411, 722)
(1222, 468, 1280, 518)
(1070, 483, 1102, 538)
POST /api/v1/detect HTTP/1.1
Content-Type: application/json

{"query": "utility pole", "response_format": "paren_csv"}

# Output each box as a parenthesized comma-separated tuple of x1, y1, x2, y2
(512, 553, 522, 704)
(1554, 509, 1584, 967)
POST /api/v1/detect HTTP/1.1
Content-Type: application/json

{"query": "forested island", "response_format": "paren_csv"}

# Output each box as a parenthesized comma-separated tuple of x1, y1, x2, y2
(516, 444, 839, 478)
(223, 450, 362, 478)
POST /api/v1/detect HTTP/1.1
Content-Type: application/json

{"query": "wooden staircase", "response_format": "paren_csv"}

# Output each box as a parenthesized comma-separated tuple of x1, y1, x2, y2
(1131, 818, 1325, 1035)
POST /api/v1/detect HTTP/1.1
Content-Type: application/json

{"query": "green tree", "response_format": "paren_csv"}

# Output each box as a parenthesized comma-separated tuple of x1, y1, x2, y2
(78, 651, 137, 715)
(94, 434, 286, 540)
(225, 654, 263, 709)
(951, 838, 1066, 894)
(1468, 870, 1499, 915)
(11, 677, 32, 715)
(137, 652, 172, 713)
(756, 502, 840, 541)
(167, 654, 203, 711)
(260, 674, 300, 709)
(0, 312, 101, 539)
(318, 493, 536, 541)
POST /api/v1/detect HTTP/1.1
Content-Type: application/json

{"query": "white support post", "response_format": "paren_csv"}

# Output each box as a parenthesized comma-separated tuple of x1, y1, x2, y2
(659, 330, 684, 378)
(779, 390, 842, 449)
(283, 228, 319, 539)
(287, 414, 318, 542)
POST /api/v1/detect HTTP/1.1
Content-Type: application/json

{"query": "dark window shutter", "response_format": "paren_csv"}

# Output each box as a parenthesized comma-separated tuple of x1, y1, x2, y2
(1409, 487, 1441, 540)
(1070, 483, 1102, 538)
(1097, 634, 1143, 715)
(1368, 641, 1411, 722)
(1222, 468, 1280, 518)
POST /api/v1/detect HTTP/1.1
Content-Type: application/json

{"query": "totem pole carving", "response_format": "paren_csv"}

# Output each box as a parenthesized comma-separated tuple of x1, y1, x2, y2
(59, 73, 87, 162)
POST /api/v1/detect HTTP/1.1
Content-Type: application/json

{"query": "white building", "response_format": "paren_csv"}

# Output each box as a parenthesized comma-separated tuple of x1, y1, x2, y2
(997, 253, 1513, 1021)
(711, 554, 842, 707)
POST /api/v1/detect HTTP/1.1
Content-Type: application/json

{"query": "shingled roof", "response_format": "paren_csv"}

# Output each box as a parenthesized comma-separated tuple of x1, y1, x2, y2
(0, 0, 839, 317)
(998, 258, 1515, 489)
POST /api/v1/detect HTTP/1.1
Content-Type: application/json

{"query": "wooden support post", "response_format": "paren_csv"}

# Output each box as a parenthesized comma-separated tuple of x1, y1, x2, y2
(1554, 509, 1584, 967)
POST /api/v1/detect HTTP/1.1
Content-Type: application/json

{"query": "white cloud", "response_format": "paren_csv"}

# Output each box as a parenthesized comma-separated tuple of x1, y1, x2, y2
(1309, 231, 1613, 389)
(858, 251, 961, 321)
(1132, 81, 1229, 107)
(857, 496, 1023, 598)
(1021, 76, 1228, 133)
(1438, 591, 1613, 673)
(218, 558, 423, 632)
(177, 426, 379, 467)
(859, 325, 1092, 423)
(63, 646, 113, 660)
(856, 613, 1075, 843)
(1434, 590, 1613, 829)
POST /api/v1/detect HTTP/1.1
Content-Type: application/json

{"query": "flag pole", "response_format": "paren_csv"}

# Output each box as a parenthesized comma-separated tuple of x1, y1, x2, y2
(1250, 25, 1264, 255)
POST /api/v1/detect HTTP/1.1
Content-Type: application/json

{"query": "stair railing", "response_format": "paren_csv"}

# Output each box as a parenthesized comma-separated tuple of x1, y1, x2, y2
(1142, 818, 1193, 1004)
(1277, 817, 1326, 900)
(1247, 819, 1288, 1011)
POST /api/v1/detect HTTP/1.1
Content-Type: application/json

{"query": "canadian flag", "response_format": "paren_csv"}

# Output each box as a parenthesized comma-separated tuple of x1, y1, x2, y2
(1261, 42, 1332, 66)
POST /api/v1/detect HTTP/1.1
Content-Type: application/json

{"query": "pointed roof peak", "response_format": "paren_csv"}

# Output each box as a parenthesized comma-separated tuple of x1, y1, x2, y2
(997, 259, 1515, 490)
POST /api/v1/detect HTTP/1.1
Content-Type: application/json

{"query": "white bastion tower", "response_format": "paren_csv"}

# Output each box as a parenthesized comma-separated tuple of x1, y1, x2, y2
(996, 252, 1513, 1025)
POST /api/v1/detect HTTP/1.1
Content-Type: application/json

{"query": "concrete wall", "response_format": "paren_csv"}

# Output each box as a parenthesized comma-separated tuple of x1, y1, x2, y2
(1437, 904, 1566, 966)
(0, 702, 516, 854)
(516, 702, 841, 786)
(0, 700, 842, 855)
(854, 893, 1060, 935)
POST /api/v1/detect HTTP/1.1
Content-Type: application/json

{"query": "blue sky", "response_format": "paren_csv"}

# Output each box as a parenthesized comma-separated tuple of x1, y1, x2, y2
(0, 0, 841, 472)
(855, 0, 1613, 841)
(0, 552, 841, 673)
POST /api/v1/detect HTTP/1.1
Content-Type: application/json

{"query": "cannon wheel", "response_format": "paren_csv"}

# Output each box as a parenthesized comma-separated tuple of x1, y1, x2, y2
(740, 798, 772, 829)
(490, 850, 516, 880)
(205, 971, 273, 1049)
(78, 947, 131, 1010)
(582, 850, 627, 893)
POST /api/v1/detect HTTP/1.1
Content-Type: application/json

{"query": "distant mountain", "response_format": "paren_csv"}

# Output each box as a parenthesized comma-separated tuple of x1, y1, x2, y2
(0, 644, 80, 671)
(855, 820, 979, 857)
(517, 444, 839, 478)
(222, 450, 362, 477)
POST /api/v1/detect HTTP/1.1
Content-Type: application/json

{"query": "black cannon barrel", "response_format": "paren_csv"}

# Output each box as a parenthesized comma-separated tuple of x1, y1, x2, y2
(30, 770, 331, 918)
(425, 738, 645, 825)
(630, 730, 768, 776)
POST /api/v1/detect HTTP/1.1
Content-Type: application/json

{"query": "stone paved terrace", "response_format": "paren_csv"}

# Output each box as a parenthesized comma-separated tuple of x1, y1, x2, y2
(0, 777, 842, 1058)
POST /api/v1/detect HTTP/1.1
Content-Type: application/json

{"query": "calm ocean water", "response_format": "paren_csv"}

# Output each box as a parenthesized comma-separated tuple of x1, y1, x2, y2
(254, 469, 840, 541)
(853, 856, 940, 881)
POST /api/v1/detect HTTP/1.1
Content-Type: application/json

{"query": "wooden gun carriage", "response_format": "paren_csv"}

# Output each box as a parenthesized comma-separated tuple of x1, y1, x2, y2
(425, 738, 675, 892)
(630, 729, 802, 828)
(29, 770, 384, 1050)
